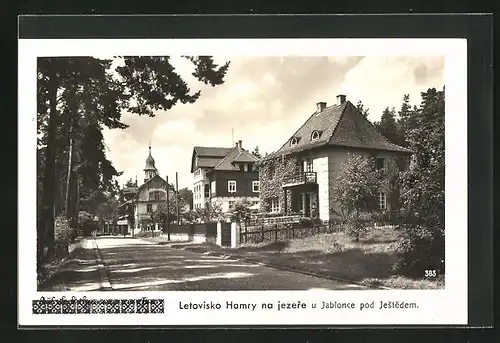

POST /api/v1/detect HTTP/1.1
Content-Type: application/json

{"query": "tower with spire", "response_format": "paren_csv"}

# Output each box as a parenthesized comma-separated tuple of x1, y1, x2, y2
(143, 142, 158, 184)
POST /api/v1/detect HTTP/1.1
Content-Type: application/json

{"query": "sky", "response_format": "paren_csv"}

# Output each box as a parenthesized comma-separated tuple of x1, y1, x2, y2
(101, 55, 445, 190)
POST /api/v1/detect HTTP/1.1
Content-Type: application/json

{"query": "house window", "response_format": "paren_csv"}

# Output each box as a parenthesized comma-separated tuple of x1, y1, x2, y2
(146, 204, 153, 213)
(378, 192, 387, 210)
(376, 158, 386, 171)
(248, 163, 253, 172)
(211, 181, 216, 194)
(204, 184, 210, 198)
(270, 198, 280, 213)
(149, 191, 163, 201)
(311, 130, 320, 140)
(228, 180, 237, 193)
(303, 159, 314, 172)
(290, 137, 298, 146)
(252, 181, 260, 192)
(239, 164, 245, 171)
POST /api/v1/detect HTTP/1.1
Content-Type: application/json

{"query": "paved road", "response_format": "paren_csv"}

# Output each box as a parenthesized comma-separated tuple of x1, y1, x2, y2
(93, 237, 364, 291)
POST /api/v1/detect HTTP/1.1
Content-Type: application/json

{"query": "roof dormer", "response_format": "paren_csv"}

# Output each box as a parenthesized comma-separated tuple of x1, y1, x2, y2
(311, 130, 323, 141)
(290, 136, 300, 147)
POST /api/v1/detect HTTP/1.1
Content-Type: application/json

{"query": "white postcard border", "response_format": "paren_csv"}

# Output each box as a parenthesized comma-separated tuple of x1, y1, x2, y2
(18, 38, 467, 326)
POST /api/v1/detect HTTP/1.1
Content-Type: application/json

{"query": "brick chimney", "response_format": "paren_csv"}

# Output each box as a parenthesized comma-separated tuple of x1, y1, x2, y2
(238, 140, 242, 151)
(336, 94, 346, 105)
(316, 102, 327, 112)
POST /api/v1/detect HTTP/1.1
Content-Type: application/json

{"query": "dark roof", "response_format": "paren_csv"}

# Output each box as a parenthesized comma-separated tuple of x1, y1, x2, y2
(328, 102, 411, 152)
(263, 100, 410, 160)
(196, 157, 223, 168)
(193, 146, 232, 157)
(191, 146, 233, 173)
(213, 147, 260, 171)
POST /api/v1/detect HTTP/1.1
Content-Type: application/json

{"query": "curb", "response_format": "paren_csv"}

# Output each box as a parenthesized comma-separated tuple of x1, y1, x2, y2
(171, 245, 392, 290)
(91, 238, 113, 291)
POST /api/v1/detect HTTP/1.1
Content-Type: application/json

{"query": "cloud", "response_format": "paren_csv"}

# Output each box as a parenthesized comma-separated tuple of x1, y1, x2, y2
(102, 55, 444, 190)
(338, 55, 444, 120)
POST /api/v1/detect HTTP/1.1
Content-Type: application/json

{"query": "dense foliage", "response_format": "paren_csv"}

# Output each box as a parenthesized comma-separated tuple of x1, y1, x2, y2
(228, 199, 254, 223)
(331, 155, 384, 241)
(195, 201, 223, 223)
(394, 88, 445, 277)
(258, 155, 300, 213)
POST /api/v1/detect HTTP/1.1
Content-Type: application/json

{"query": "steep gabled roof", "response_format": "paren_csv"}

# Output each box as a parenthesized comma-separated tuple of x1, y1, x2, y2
(196, 157, 224, 168)
(132, 174, 168, 200)
(191, 146, 233, 173)
(328, 102, 411, 152)
(193, 146, 232, 157)
(213, 147, 260, 171)
(264, 100, 410, 160)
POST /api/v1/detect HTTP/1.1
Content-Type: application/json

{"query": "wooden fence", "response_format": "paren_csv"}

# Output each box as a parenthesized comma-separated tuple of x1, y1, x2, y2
(239, 221, 345, 245)
(239, 210, 406, 245)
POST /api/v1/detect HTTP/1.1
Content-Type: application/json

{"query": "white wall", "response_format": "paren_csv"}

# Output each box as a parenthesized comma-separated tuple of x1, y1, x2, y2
(312, 155, 329, 221)
(193, 168, 210, 210)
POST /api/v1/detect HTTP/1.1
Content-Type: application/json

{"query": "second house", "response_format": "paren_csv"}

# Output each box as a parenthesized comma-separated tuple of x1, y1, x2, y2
(191, 140, 260, 213)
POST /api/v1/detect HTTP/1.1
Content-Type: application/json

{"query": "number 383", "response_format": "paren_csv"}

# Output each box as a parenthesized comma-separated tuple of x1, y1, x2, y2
(425, 270, 437, 277)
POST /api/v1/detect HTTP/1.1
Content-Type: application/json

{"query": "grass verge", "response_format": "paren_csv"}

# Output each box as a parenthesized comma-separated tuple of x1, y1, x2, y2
(153, 227, 444, 290)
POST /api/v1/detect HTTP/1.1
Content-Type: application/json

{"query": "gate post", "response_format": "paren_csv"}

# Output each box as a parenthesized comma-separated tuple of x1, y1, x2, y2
(216, 222, 222, 246)
(231, 222, 239, 248)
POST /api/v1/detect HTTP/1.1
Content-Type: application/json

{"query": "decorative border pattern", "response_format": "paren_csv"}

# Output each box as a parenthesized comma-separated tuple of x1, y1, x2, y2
(32, 297, 164, 314)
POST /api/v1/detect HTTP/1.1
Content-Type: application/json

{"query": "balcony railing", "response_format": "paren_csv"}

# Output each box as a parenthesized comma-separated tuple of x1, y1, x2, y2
(282, 172, 317, 187)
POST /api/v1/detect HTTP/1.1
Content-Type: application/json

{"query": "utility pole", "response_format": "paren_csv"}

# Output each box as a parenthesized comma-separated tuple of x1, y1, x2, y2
(166, 175, 170, 241)
(176, 172, 180, 225)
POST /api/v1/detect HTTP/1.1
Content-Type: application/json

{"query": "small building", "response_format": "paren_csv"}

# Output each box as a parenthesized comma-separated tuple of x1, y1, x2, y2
(258, 94, 412, 221)
(120, 145, 175, 233)
(191, 140, 260, 214)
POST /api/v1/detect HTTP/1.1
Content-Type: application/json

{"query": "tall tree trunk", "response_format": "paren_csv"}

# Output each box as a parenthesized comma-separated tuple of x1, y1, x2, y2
(65, 135, 74, 219)
(39, 76, 58, 261)
(72, 175, 80, 232)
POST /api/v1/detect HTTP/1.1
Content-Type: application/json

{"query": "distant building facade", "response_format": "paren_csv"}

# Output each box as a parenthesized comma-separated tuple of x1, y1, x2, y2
(120, 145, 174, 233)
(191, 140, 260, 214)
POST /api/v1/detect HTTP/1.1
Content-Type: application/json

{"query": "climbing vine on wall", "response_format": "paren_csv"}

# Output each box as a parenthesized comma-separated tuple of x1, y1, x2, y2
(258, 154, 301, 213)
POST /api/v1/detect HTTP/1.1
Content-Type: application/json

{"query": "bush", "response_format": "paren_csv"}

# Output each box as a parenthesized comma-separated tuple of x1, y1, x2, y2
(54, 215, 75, 243)
(393, 225, 445, 278)
(343, 212, 373, 242)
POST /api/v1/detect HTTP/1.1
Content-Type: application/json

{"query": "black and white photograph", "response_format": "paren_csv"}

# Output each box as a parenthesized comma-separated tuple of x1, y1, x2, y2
(19, 37, 469, 326)
(36, 54, 446, 293)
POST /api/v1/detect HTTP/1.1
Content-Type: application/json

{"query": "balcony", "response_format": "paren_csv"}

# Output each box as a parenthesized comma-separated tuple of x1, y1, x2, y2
(282, 172, 317, 188)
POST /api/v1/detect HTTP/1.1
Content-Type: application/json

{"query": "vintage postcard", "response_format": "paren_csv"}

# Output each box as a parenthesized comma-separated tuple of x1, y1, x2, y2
(19, 37, 467, 326)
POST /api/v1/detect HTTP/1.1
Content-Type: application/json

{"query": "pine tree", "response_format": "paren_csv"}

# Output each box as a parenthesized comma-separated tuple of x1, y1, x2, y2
(375, 107, 401, 145)
(397, 94, 412, 147)
(355, 100, 370, 118)
(395, 87, 445, 277)
(251, 146, 262, 158)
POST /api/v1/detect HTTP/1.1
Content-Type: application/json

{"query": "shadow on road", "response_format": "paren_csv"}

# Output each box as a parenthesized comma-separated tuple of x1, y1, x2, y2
(39, 244, 103, 292)
(96, 239, 363, 291)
